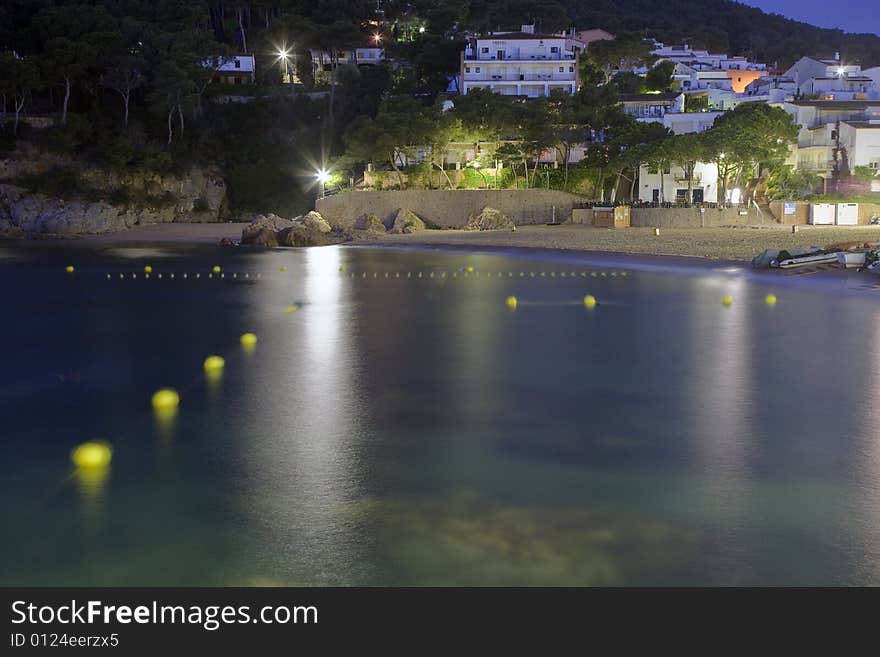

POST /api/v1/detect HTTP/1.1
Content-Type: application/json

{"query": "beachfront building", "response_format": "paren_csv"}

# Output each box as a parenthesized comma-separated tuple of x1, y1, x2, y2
(636, 161, 720, 204)
(460, 29, 580, 97)
(783, 99, 880, 176)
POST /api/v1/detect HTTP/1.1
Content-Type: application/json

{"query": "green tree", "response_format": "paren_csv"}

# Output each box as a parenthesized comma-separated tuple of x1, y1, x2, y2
(0, 54, 41, 135)
(344, 96, 436, 189)
(644, 60, 675, 93)
(33, 4, 117, 125)
(703, 102, 798, 204)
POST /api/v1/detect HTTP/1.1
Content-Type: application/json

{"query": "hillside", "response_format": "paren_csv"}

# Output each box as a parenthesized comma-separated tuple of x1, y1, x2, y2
(557, 0, 880, 68)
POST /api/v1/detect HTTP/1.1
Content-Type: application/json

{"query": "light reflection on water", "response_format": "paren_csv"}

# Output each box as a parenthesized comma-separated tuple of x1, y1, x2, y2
(1, 243, 880, 585)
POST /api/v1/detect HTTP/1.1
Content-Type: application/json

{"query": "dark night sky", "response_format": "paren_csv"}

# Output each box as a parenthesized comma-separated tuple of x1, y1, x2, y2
(741, 1, 880, 36)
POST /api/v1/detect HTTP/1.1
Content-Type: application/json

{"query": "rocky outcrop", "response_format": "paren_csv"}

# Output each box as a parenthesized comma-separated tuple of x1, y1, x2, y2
(303, 210, 332, 234)
(241, 210, 348, 247)
(0, 184, 139, 235)
(354, 213, 388, 233)
(464, 206, 514, 231)
(0, 144, 229, 235)
(389, 208, 426, 234)
(241, 213, 295, 243)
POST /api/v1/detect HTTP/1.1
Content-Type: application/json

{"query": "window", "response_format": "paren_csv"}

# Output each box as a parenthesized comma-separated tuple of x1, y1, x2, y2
(482, 47, 489, 53)
(559, 67, 564, 72)
(465, 67, 471, 73)
(475, 67, 480, 73)
(234, 60, 241, 69)
(569, 66, 574, 72)
(550, 46, 559, 53)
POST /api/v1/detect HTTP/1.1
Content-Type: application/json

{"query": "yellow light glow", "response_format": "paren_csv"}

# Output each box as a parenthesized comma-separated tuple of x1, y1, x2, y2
(71, 441, 112, 469)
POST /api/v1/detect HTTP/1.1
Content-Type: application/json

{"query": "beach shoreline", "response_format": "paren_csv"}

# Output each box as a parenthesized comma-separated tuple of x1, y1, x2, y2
(6, 222, 880, 264)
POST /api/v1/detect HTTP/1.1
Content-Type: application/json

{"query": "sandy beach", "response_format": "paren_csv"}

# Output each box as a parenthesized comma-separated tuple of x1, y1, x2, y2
(82, 222, 249, 244)
(29, 221, 880, 262)
(374, 224, 880, 261)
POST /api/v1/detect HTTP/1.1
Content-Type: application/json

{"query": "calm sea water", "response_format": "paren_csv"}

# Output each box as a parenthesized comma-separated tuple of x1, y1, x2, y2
(1, 242, 879, 586)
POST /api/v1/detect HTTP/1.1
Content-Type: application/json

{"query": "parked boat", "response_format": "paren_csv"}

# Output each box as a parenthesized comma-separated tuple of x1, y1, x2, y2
(770, 249, 841, 269)
(837, 252, 867, 269)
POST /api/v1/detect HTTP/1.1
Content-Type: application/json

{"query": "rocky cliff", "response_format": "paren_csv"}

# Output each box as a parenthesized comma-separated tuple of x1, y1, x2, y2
(0, 146, 228, 237)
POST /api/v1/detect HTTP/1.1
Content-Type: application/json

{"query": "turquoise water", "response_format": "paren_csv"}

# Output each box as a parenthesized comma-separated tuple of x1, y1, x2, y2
(2, 242, 880, 586)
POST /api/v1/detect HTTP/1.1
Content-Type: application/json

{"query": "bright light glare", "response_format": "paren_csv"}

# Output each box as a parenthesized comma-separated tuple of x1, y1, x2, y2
(373, 33, 382, 43)
(836, 66, 845, 76)
(419, 26, 425, 33)
(277, 49, 290, 60)
(316, 169, 331, 183)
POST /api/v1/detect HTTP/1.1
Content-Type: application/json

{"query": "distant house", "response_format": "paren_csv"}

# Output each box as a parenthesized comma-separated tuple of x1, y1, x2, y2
(208, 54, 255, 85)
(460, 30, 579, 97)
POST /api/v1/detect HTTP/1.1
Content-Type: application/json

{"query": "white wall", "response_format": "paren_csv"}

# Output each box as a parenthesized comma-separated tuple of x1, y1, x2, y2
(637, 162, 719, 203)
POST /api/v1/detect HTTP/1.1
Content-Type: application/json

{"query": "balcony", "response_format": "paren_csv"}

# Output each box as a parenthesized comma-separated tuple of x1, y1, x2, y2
(463, 52, 576, 62)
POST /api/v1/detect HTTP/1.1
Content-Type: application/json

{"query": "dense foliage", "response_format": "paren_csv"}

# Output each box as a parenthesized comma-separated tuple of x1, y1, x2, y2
(0, 0, 868, 213)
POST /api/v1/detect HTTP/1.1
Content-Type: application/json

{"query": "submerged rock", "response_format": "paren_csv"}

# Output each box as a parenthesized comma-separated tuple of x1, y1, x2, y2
(464, 206, 514, 231)
(345, 493, 699, 586)
(389, 208, 427, 234)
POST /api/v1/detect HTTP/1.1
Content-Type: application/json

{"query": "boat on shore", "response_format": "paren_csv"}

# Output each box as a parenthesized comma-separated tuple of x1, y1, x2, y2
(837, 252, 868, 269)
(770, 249, 840, 269)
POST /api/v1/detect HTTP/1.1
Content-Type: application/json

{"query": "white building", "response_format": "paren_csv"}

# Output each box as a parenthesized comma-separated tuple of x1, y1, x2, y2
(206, 54, 255, 85)
(460, 31, 579, 97)
(619, 93, 722, 134)
(653, 43, 766, 93)
(784, 99, 880, 175)
(838, 120, 880, 173)
(637, 162, 720, 204)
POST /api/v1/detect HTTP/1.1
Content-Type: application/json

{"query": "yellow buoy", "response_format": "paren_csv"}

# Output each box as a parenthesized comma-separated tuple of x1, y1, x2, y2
(505, 295, 518, 309)
(151, 388, 180, 412)
(285, 304, 298, 314)
(279, 265, 288, 272)
(203, 355, 225, 373)
(583, 294, 597, 309)
(65, 265, 75, 273)
(722, 295, 733, 307)
(765, 294, 777, 307)
(71, 441, 112, 469)
(240, 333, 258, 348)
(213, 265, 221, 273)
(144, 265, 152, 273)
(466, 266, 474, 273)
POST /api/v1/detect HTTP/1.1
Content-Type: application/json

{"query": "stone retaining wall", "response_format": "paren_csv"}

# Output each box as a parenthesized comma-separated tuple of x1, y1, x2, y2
(629, 207, 761, 227)
(316, 190, 585, 229)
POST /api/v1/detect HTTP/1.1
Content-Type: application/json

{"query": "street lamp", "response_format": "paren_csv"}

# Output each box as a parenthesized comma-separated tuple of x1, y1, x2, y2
(316, 168, 331, 198)
(277, 48, 291, 83)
